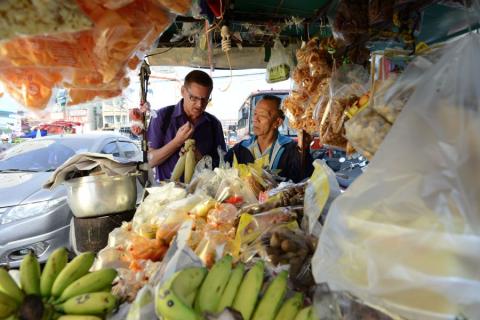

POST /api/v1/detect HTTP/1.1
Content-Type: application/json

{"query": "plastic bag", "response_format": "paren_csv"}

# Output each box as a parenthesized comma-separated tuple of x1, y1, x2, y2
(0, 0, 174, 110)
(215, 172, 258, 207)
(155, 193, 209, 243)
(151, 219, 203, 286)
(125, 285, 156, 320)
(188, 203, 237, 266)
(303, 160, 341, 234)
(0, 0, 93, 41)
(319, 64, 370, 149)
(345, 48, 443, 159)
(191, 155, 213, 180)
(313, 33, 480, 320)
(368, 0, 394, 27)
(154, 0, 192, 14)
(313, 286, 398, 320)
(0, 65, 61, 109)
(259, 225, 317, 292)
(266, 38, 293, 83)
(283, 38, 334, 134)
(188, 169, 219, 196)
(240, 182, 306, 215)
(344, 106, 392, 159)
(329, 0, 369, 46)
(234, 156, 278, 198)
(370, 75, 402, 123)
(132, 183, 187, 236)
(379, 47, 444, 121)
(235, 207, 301, 260)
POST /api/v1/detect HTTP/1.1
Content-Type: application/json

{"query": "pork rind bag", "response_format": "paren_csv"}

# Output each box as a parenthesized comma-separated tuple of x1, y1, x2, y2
(0, 0, 175, 110)
(313, 32, 480, 320)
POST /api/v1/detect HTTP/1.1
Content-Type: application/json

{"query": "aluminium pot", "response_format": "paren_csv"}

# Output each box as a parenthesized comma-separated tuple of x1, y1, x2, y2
(65, 173, 138, 218)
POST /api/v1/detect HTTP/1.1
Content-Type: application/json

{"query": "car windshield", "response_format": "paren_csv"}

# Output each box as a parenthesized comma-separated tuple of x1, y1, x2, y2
(0, 139, 85, 172)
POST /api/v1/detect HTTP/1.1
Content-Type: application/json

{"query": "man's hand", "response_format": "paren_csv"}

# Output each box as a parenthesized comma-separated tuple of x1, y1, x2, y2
(173, 122, 194, 147)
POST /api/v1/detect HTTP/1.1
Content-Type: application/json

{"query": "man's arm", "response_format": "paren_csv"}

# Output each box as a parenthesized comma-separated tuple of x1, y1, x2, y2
(281, 143, 311, 183)
(148, 122, 194, 168)
(148, 139, 182, 168)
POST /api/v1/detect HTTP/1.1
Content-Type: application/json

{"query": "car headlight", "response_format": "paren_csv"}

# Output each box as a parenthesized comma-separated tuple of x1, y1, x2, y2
(0, 197, 67, 225)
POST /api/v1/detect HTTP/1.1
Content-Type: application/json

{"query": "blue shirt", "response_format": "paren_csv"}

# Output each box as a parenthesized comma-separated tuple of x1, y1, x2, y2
(147, 99, 226, 181)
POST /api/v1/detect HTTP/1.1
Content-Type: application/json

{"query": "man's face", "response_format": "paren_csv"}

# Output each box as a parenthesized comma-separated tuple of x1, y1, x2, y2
(181, 83, 211, 122)
(253, 99, 283, 137)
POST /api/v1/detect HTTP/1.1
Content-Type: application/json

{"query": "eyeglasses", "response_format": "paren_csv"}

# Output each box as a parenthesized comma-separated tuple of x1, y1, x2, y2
(185, 86, 211, 105)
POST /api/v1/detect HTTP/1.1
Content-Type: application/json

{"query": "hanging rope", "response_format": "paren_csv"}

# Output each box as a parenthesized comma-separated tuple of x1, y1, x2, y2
(219, 25, 233, 92)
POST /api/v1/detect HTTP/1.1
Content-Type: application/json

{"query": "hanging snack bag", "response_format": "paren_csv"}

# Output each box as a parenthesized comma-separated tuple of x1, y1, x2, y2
(266, 38, 293, 83)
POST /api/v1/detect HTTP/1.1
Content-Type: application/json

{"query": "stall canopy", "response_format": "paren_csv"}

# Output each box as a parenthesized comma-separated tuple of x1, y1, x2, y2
(147, 0, 331, 68)
(147, 0, 480, 68)
(1, 0, 478, 110)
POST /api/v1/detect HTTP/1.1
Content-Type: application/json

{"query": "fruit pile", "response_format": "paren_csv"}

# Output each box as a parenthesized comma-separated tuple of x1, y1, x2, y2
(155, 255, 315, 320)
(0, 248, 118, 320)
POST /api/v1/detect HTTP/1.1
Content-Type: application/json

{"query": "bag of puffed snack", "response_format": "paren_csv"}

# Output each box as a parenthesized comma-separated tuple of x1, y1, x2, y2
(314, 30, 480, 320)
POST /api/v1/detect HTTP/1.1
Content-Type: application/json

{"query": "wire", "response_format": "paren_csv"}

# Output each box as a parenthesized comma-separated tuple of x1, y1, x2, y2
(144, 38, 191, 58)
(206, 20, 214, 73)
(144, 47, 174, 57)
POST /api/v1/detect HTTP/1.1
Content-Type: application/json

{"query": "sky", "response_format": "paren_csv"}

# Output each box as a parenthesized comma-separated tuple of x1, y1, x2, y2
(0, 83, 23, 113)
(0, 67, 292, 122)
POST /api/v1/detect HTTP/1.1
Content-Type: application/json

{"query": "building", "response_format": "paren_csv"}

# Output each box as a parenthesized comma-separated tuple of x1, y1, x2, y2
(0, 110, 21, 138)
(101, 98, 129, 130)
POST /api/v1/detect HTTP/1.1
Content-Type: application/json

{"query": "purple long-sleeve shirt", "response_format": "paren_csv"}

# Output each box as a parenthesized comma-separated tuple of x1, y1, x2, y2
(147, 99, 226, 181)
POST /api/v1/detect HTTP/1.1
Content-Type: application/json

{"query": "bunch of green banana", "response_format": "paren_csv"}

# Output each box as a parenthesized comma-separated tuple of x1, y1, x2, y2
(155, 266, 207, 320)
(0, 248, 119, 320)
(195, 255, 232, 313)
(171, 139, 197, 184)
(154, 255, 316, 320)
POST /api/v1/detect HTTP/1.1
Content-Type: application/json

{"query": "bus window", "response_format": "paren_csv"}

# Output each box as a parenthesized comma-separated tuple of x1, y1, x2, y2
(237, 100, 250, 139)
(250, 93, 292, 136)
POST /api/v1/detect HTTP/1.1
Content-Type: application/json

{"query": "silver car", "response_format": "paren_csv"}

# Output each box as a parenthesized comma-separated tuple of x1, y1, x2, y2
(0, 132, 142, 267)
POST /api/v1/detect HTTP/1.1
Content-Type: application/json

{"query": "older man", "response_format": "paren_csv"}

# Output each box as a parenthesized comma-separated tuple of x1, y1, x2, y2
(147, 70, 226, 181)
(225, 95, 313, 182)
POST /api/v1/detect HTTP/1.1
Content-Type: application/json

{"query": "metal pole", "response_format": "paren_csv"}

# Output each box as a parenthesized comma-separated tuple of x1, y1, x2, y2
(138, 60, 152, 189)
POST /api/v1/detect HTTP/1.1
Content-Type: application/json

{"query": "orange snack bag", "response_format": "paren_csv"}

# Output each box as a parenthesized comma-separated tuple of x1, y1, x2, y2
(0, 67, 62, 109)
(0, 0, 174, 110)
(155, 0, 192, 14)
(0, 31, 97, 70)
(128, 234, 168, 262)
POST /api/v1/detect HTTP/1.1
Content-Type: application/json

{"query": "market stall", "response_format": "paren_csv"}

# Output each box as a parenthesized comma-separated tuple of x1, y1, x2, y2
(0, 1, 480, 320)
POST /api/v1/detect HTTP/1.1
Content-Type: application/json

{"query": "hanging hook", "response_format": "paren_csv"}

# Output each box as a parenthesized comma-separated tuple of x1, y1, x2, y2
(139, 60, 151, 104)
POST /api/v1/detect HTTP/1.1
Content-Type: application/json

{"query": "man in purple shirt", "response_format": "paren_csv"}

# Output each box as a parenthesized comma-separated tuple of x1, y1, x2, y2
(147, 70, 226, 181)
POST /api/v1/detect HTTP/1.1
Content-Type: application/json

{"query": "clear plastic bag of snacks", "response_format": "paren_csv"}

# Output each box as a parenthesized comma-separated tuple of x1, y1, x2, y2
(314, 33, 480, 320)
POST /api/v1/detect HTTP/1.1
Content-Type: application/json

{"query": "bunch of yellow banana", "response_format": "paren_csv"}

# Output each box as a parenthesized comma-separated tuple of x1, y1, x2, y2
(154, 255, 316, 320)
(0, 248, 118, 320)
(171, 139, 197, 184)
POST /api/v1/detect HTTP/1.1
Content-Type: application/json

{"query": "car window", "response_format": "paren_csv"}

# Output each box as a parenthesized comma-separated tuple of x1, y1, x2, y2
(118, 141, 140, 160)
(101, 141, 121, 157)
(0, 140, 76, 171)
